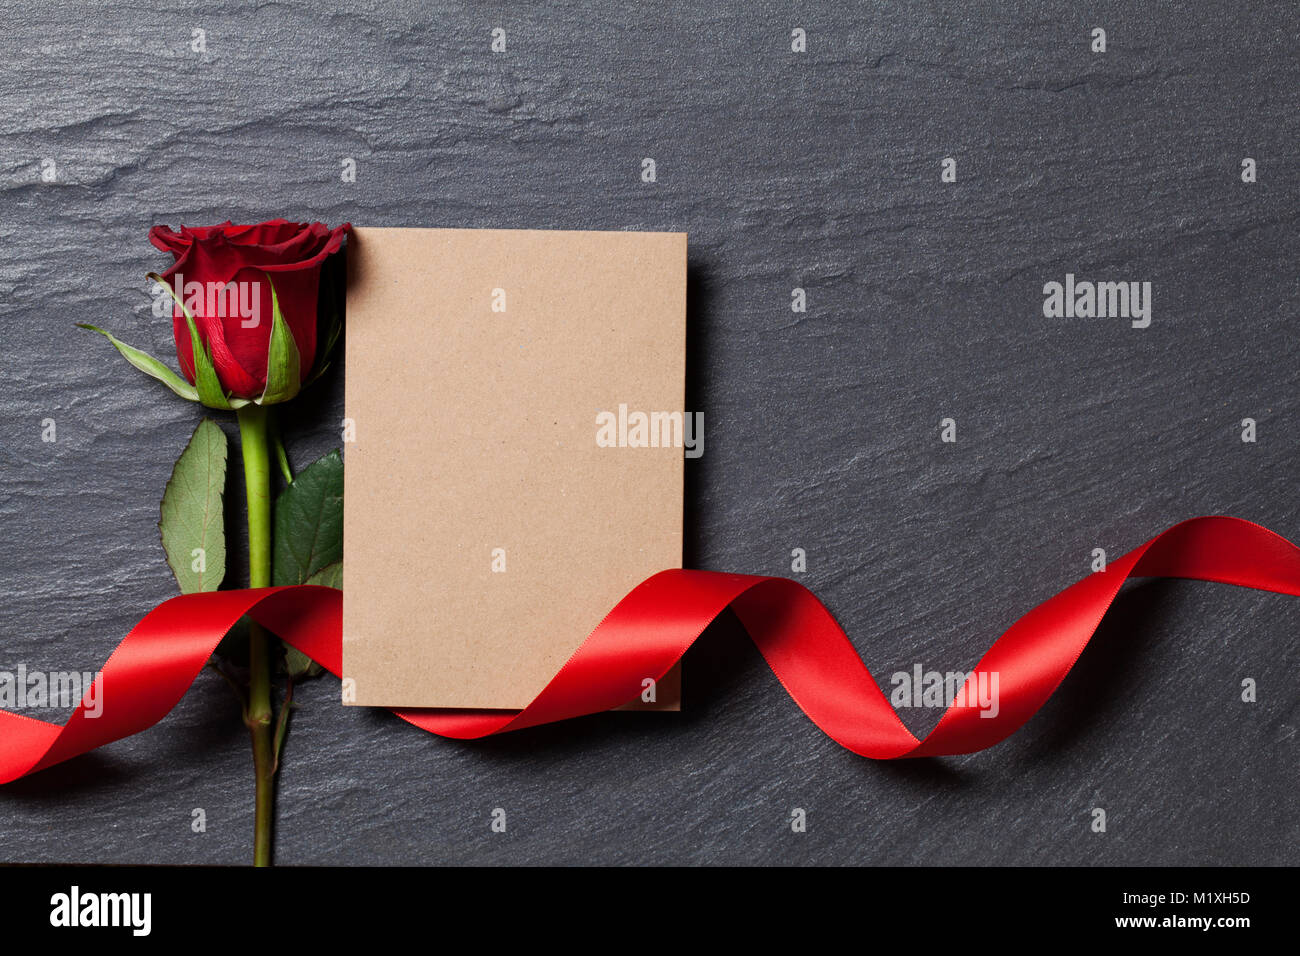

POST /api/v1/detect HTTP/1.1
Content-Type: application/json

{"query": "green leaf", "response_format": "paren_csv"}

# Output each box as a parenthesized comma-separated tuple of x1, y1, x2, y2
(76, 323, 199, 402)
(148, 272, 233, 410)
(283, 560, 341, 679)
(305, 561, 342, 589)
(159, 419, 228, 594)
(272, 450, 343, 588)
(259, 280, 302, 405)
(283, 646, 321, 681)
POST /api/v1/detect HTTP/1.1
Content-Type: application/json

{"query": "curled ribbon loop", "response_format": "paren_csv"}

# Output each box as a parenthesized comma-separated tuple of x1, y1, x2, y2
(3, 515, 1298, 783)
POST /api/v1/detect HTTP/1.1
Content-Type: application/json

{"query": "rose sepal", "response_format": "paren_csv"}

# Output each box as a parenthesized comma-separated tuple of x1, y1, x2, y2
(257, 280, 302, 406)
(75, 323, 201, 403)
(300, 261, 344, 390)
(147, 272, 249, 411)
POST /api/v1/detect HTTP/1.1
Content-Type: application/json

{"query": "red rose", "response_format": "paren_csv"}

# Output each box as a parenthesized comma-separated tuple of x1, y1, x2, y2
(148, 219, 350, 403)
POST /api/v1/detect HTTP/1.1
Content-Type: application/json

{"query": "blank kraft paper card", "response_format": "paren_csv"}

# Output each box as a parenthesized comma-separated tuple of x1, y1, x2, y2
(343, 227, 686, 710)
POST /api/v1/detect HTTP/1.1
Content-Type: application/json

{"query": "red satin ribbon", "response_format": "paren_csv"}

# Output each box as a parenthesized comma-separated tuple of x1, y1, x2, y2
(3, 515, 1298, 783)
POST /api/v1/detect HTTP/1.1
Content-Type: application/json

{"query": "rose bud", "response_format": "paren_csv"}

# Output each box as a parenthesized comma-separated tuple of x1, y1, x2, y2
(80, 219, 350, 409)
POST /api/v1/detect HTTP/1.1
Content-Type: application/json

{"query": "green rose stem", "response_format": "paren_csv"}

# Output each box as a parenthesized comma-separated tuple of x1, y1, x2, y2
(236, 403, 276, 867)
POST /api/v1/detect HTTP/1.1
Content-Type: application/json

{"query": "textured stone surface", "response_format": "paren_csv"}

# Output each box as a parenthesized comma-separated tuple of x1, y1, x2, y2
(0, 0, 1297, 864)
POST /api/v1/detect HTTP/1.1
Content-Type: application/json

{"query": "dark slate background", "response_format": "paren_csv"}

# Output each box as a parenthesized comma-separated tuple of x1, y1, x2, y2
(1, 0, 1296, 865)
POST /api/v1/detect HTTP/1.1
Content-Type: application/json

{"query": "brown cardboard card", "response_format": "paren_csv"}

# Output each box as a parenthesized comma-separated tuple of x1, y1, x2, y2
(343, 227, 686, 710)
